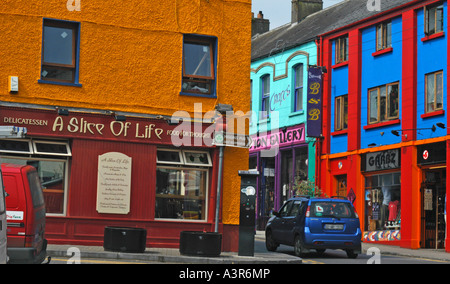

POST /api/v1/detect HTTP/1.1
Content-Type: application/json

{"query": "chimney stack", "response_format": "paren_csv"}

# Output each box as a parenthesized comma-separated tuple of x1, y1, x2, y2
(252, 11, 270, 36)
(291, 0, 323, 24)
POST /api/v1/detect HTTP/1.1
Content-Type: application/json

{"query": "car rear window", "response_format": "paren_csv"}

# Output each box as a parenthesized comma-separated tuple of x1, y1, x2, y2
(27, 171, 45, 208)
(310, 201, 356, 218)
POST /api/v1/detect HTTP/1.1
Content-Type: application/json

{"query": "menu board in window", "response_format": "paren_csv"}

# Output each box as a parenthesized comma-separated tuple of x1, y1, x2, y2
(96, 152, 132, 214)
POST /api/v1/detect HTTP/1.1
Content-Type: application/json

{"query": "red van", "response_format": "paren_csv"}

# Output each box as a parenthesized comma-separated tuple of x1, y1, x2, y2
(3, 164, 47, 264)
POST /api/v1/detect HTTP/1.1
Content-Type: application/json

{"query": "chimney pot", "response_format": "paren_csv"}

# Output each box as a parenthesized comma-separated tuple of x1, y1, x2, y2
(291, 0, 323, 24)
(257, 11, 264, 19)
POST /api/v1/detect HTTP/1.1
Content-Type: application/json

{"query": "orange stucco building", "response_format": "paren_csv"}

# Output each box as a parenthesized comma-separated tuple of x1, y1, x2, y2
(0, 0, 251, 251)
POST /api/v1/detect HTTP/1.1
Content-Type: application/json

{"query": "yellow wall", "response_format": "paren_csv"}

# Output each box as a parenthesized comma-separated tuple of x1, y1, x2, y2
(0, 0, 251, 226)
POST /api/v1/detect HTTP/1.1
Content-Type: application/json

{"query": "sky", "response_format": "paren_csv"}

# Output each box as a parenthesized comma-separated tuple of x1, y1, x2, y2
(252, 0, 346, 30)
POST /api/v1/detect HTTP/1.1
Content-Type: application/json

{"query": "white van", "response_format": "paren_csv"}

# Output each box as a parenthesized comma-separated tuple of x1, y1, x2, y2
(0, 175, 7, 264)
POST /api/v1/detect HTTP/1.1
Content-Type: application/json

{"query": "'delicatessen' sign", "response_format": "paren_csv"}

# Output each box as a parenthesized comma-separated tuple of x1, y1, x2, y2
(306, 66, 323, 138)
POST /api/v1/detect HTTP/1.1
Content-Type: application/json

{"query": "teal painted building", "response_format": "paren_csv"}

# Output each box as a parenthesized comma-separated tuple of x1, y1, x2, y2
(250, 1, 323, 229)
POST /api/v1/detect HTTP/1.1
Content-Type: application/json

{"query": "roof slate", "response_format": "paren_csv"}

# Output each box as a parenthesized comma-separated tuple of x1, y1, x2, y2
(251, 0, 414, 62)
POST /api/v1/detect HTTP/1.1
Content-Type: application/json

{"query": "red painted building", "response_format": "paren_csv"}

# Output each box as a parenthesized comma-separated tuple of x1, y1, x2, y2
(317, 0, 450, 250)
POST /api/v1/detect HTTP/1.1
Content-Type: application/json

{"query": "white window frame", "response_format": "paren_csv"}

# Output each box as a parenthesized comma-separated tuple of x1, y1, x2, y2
(183, 150, 212, 167)
(0, 139, 33, 155)
(32, 140, 72, 156)
(155, 166, 210, 222)
(156, 149, 185, 165)
(0, 155, 70, 217)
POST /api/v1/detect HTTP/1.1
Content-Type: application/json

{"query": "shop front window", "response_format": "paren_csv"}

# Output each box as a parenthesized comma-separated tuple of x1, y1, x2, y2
(1, 157, 68, 215)
(0, 139, 70, 215)
(155, 149, 211, 221)
(280, 147, 308, 204)
(365, 172, 401, 232)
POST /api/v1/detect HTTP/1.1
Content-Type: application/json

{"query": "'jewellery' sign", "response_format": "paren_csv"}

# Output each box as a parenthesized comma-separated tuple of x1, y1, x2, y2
(250, 125, 305, 153)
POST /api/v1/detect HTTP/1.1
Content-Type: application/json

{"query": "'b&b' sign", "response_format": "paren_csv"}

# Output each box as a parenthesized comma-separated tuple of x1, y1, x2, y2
(306, 66, 323, 138)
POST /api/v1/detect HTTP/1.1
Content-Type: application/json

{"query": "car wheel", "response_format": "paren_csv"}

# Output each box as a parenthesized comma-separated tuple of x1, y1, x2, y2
(346, 250, 358, 259)
(265, 230, 279, 252)
(294, 235, 304, 257)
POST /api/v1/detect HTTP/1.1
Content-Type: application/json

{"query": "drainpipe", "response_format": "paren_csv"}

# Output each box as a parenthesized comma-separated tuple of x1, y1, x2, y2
(213, 104, 233, 233)
(214, 145, 224, 233)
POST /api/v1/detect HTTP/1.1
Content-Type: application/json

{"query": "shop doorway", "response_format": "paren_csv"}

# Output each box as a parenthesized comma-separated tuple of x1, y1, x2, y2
(421, 168, 446, 249)
(257, 157, 275, 230)
(336, 175, 347, 197)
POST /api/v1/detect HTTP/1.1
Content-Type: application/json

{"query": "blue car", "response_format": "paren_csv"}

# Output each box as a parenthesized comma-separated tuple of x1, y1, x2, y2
(265, 196, 362, 258)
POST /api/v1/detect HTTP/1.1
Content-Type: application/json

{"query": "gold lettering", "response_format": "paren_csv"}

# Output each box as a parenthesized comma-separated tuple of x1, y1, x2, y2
(96, 124, 104, 135)
(53, 116, 64, 132)
(135, 123, 144, 138)
(68, 117, 79, 133)
(155, 128, 163, 140)
(110, 121, 122, 136)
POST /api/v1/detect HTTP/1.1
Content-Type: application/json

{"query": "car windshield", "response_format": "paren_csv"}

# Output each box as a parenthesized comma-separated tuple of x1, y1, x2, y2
(310, 201, 356, 219)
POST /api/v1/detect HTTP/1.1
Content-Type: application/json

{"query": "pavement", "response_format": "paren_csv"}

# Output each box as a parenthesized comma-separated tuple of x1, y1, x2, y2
(46, 231, 450, 264)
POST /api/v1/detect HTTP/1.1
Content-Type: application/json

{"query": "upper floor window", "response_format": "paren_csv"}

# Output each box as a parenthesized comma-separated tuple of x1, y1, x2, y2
(182, 35, 216, 96)
(294, 64, 304, 112)
(261, 75, 270, 118)
(335, 35, 348, 64)
(425, 3, 444, 36)
(425, 71, 444, 113)
(376, 21, 392, 51)
(368, 82, 399, 124)
(41, 19, 80, 85)
(335, 95, 348, 131)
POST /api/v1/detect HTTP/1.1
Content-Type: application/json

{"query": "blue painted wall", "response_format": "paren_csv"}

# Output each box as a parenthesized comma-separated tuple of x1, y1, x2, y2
(360, 16, 403, 149)
(329, 8, 448, 155)
(416, 4, 448, 139)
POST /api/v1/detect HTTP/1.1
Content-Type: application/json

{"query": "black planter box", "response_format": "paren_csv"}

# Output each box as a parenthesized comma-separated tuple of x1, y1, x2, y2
(179, 231, 222, 257)
(103, 227, 147, 253)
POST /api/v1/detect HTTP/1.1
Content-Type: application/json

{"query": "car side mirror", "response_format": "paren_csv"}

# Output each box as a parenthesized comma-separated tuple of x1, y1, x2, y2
(272, 211, 280, 217)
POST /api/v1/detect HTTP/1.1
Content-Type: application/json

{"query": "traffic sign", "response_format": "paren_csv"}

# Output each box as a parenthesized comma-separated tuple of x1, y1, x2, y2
(213, 132, 252, 148)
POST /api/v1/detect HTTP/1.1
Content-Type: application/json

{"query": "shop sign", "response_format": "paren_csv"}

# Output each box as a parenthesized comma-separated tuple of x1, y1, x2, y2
(0, 107, 214, 147)
(96, 152, 132, 215)
(249, 125, 305, 153)
(363, 149, 400, 172)
(417, 142, 446, 165)
(306, 66, 323, 138)
(213, 132, 252, 148)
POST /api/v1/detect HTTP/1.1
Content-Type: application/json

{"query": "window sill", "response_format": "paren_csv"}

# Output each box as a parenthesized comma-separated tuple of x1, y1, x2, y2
(331, 129, 348, 136)
(179, 92, 217, 99)
(332, 61, 348, 69)
(372, 47, 393, 57)
(421, 109, 445, 119)
(421, 31, 445, 42)
(38, 79, 82, 87)
(363, 119, 400, 130)
(258, 118, 270, 125)
(289, 110, 304, 117)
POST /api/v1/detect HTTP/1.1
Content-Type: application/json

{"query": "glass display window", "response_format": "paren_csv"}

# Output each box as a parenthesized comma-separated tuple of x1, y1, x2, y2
(155, 149, 211, 221)
(365, 172, 401, 232)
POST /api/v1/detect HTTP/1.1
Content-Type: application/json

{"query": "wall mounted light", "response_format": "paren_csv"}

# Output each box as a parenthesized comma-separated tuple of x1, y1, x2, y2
(57, 108, 69, 116)
(436, 122, 446, 129)
(391, 124, 438, 137)
(115, 114, 127, 122)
